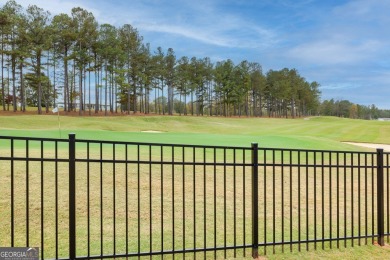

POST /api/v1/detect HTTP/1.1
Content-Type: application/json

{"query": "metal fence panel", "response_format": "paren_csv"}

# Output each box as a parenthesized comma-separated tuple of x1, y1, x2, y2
(0, 135, 388, 259)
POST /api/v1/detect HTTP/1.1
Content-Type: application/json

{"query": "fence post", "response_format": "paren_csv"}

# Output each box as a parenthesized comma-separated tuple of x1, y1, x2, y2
(377, 148, 384, 246)
(69, 134, 76, 259)
(251, 143, 259, 258)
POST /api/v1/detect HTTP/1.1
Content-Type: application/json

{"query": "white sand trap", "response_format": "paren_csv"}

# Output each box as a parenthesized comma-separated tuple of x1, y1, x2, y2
(343, 142, 390, 152)
(141, 130, 163, 133)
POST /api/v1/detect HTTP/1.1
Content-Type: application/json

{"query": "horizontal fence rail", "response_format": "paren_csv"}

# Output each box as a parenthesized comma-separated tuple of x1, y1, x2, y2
(0, 134, 389, 259)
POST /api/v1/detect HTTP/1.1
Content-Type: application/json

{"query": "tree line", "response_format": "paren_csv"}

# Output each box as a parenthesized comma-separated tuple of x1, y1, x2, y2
(319, 99, 390, 120)
(2, 0, 321, 117)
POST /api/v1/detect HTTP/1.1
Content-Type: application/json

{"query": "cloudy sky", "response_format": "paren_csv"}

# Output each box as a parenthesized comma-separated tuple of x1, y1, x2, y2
(2, 0, 390, 108)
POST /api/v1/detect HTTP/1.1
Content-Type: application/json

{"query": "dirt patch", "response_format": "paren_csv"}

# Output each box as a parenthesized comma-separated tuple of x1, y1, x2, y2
(343, 142, 390, 152)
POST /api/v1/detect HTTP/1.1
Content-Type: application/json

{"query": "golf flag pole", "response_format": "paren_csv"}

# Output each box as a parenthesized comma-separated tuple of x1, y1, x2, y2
(52, 106, 61, 138)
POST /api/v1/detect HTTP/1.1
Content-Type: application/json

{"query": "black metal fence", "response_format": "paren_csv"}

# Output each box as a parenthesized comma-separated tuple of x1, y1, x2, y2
(0, 134, 389, 259)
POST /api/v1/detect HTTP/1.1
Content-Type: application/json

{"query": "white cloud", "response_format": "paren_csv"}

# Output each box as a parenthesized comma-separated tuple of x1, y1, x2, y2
(1, 0, 278, 50)
(139, 23, 232, 47)
(321, 83, 360, 90)
(288, 39, 383, 65)
(138, 21, 276, 50)
(114, 1, 278, 50)
(332, 0, 390, 20)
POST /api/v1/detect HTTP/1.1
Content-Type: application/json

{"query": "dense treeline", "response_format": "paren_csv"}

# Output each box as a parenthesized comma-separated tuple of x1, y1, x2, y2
(0, 0, 321, 117)
(319, 99, 390, 120)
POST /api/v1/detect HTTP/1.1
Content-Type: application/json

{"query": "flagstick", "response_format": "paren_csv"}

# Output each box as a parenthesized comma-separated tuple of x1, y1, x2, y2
(52, 106, 61, 138)
(57, 108, 61, 138)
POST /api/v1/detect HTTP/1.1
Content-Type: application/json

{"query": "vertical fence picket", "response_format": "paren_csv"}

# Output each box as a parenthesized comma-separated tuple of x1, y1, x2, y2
(10, 138, 14, 247)
(315, 151, 318, 251)
(336, 152, 340, 248)
(86, 142, 91, 258)
(263, 148, 267, 255)
(203, 147, 207, 257)
(281, 150, 285, 253)
(125, 144, 129, 256)
(372, 153, 375, 245)
(55, 141, 59, 259)
(243, 149, 247, 258)
(160, 145, 164, 253)
(328, 151, 332, 249)
(305, 151, 309, 251)
(184, 146, 187, 256)
(365, 153, 368, 245)
(298, 151, 301, 252)
(25, 140, 29, 247)
(192, 146, 196, 257)
(343, 152, 347, 248)
(68, 133, 76, 260)
(224, 148, 227, 259)
(322, 152, 327, 248)
(289, 151, 293, 252)
(358, 153, 361, 246)
(136, 144, 140, 255)
(233, 148, 237, 258)
(387, 153, 390, 243)
(377, 149, 385, 246)
(40, 140, 44, 260)
(99, 142, 103, 256)
(351, 154, 354, 247)
(213, 147, 217, 260)
(272, 150, 276, 254)
(251, 143, 259, 258)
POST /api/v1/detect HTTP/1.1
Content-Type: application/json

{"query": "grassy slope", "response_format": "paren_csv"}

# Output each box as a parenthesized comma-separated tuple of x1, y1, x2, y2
(1, 115, 390, 150)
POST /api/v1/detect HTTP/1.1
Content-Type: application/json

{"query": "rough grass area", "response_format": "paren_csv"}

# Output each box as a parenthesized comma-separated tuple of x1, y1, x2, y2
(1, 146, 390, 259)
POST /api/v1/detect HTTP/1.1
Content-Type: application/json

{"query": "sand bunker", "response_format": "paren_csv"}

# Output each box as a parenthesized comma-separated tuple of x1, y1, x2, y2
(343, 142, 390, 152)
(141, 130, 163, 133)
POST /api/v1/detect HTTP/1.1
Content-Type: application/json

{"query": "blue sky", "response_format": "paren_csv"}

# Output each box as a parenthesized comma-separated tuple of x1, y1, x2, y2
(3, 0, 390, 108)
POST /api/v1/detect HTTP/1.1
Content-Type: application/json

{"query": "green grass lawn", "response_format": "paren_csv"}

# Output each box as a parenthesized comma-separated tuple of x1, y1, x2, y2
(1, 115, 390, 259)
(1, 115, 390, 150)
